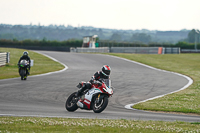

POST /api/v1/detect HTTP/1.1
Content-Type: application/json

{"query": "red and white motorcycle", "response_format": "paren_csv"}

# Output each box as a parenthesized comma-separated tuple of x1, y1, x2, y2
(65, 79, 113, 113)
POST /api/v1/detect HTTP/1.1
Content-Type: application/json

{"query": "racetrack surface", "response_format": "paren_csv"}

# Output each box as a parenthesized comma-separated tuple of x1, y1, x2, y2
(0, 51, 199, 122)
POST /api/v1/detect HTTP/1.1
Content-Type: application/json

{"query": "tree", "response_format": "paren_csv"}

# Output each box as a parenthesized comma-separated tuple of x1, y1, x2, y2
(130, 33, 151, 44)
(188, 29, 200, 43)
(110, 33, 122, 41)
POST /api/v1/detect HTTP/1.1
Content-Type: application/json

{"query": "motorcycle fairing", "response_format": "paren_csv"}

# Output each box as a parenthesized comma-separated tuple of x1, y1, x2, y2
(20, 60, 29, 66)
(78, 87, 102, 110)
(104, 79, 111, 88)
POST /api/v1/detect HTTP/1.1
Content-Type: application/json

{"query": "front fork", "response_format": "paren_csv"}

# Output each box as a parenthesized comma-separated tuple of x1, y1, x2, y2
(97, 94, 101, 104)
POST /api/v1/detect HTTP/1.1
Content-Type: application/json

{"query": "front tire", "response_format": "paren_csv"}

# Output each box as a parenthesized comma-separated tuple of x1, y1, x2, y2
(92, 95, 108, 113)
(20, 69, 25, 80)
(65, 92, 78, 112)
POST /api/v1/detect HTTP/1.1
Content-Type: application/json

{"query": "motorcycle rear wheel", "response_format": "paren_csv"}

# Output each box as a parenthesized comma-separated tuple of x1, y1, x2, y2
(65, 92, 78, 112)
(92, 95, 108, 113)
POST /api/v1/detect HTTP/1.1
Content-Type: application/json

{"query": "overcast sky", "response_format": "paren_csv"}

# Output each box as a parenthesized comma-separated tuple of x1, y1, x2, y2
(0, 0, 200, 31)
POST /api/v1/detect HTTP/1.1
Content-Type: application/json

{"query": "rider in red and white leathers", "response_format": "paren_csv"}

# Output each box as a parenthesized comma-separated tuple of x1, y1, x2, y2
(76, 65, 111, 96)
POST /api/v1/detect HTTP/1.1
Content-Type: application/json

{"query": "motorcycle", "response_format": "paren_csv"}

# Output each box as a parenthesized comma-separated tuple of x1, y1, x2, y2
(18, 60, 29, 80)
(65, 79, 113, 113)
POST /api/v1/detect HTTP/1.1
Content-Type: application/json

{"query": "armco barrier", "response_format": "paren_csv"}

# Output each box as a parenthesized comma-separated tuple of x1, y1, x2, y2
(163, 47, 180, 54)
(110, 47, 161, 54)
(0, 52, 10, 66)
(71, 47, 180, 54)
(181, 49, 200, 53)
(75, 47, 109, 53)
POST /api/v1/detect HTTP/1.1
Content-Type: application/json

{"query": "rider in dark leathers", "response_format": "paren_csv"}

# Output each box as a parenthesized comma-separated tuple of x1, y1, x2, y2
(76, 65, 111, 97)
(18, 51, 31, 75)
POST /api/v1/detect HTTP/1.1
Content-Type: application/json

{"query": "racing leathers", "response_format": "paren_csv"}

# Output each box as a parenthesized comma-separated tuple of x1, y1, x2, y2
(76, 71, 110, 96)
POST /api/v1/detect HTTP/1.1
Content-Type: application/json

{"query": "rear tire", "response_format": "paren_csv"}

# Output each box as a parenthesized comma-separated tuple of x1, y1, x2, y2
(65, 92, 78, 112)
(92, 95, 108, 113)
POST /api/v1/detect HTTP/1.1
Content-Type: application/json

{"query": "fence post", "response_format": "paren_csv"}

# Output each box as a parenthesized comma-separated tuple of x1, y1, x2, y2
(6, 52, 10, 63)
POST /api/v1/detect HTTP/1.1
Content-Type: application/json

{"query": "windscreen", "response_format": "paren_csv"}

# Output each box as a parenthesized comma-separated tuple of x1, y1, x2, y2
(20, 60, 27, 65)
(103, 79, 111, 88)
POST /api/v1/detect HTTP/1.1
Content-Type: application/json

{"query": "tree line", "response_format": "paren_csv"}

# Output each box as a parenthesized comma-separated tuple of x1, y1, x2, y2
(0, 24, 199, 49)
(0, 38, 200, 49)
(0, 24, 190, 44)
(0, 39, 82, 47)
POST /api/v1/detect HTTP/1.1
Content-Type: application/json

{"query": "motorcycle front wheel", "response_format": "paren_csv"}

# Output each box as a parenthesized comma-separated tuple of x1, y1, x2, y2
(92, 95, 108, 113)
(20, 69, 25, 80)
(65, 92, 78, 112)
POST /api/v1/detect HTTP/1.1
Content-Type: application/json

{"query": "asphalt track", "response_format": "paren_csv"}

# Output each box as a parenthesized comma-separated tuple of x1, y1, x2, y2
(0, 51, 199, 122)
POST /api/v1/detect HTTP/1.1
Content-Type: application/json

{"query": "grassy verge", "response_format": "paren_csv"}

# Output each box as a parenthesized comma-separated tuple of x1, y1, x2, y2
(0, 48, 64, 80)
(0, 117, 200, 133)
(106, 53, 200, 115)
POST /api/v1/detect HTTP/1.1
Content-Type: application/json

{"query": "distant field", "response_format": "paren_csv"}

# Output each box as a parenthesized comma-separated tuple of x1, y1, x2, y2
(0, 48, 64, 79)
(106, 53, 200, 115)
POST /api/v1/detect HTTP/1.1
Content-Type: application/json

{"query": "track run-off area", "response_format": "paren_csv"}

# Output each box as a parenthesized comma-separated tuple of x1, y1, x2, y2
(0, 51, 199, 122)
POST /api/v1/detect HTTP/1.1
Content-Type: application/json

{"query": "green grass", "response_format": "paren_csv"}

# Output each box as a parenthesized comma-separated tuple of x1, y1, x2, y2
(0, 117, 200, 133)
(106, 53, 200, 115)
(0, 48, 65, 79)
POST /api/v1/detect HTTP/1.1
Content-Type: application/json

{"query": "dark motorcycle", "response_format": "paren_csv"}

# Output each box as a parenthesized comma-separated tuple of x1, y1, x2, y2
(18, 60, 29, 80)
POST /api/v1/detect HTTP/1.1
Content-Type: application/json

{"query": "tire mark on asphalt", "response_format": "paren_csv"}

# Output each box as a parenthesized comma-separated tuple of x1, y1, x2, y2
(145, 84, 156, 96)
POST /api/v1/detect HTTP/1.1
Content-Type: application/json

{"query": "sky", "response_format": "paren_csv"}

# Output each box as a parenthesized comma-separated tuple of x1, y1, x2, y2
(0, 0, 200, 31)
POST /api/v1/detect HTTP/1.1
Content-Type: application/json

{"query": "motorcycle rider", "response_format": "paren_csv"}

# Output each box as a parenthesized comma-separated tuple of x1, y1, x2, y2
(18, 51, 31, 75)
(76, 65, 111, 97)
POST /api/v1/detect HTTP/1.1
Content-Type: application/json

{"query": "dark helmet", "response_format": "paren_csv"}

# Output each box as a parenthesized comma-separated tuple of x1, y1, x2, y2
(23, 51, 28, 56)
(102, 65, 111, 76)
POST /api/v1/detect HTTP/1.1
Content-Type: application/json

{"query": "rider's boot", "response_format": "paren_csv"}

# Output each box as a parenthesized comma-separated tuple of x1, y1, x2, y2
(76, 84, 86, 97)
(28, 68, 30, 75)
(76, 90, 82, 97)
